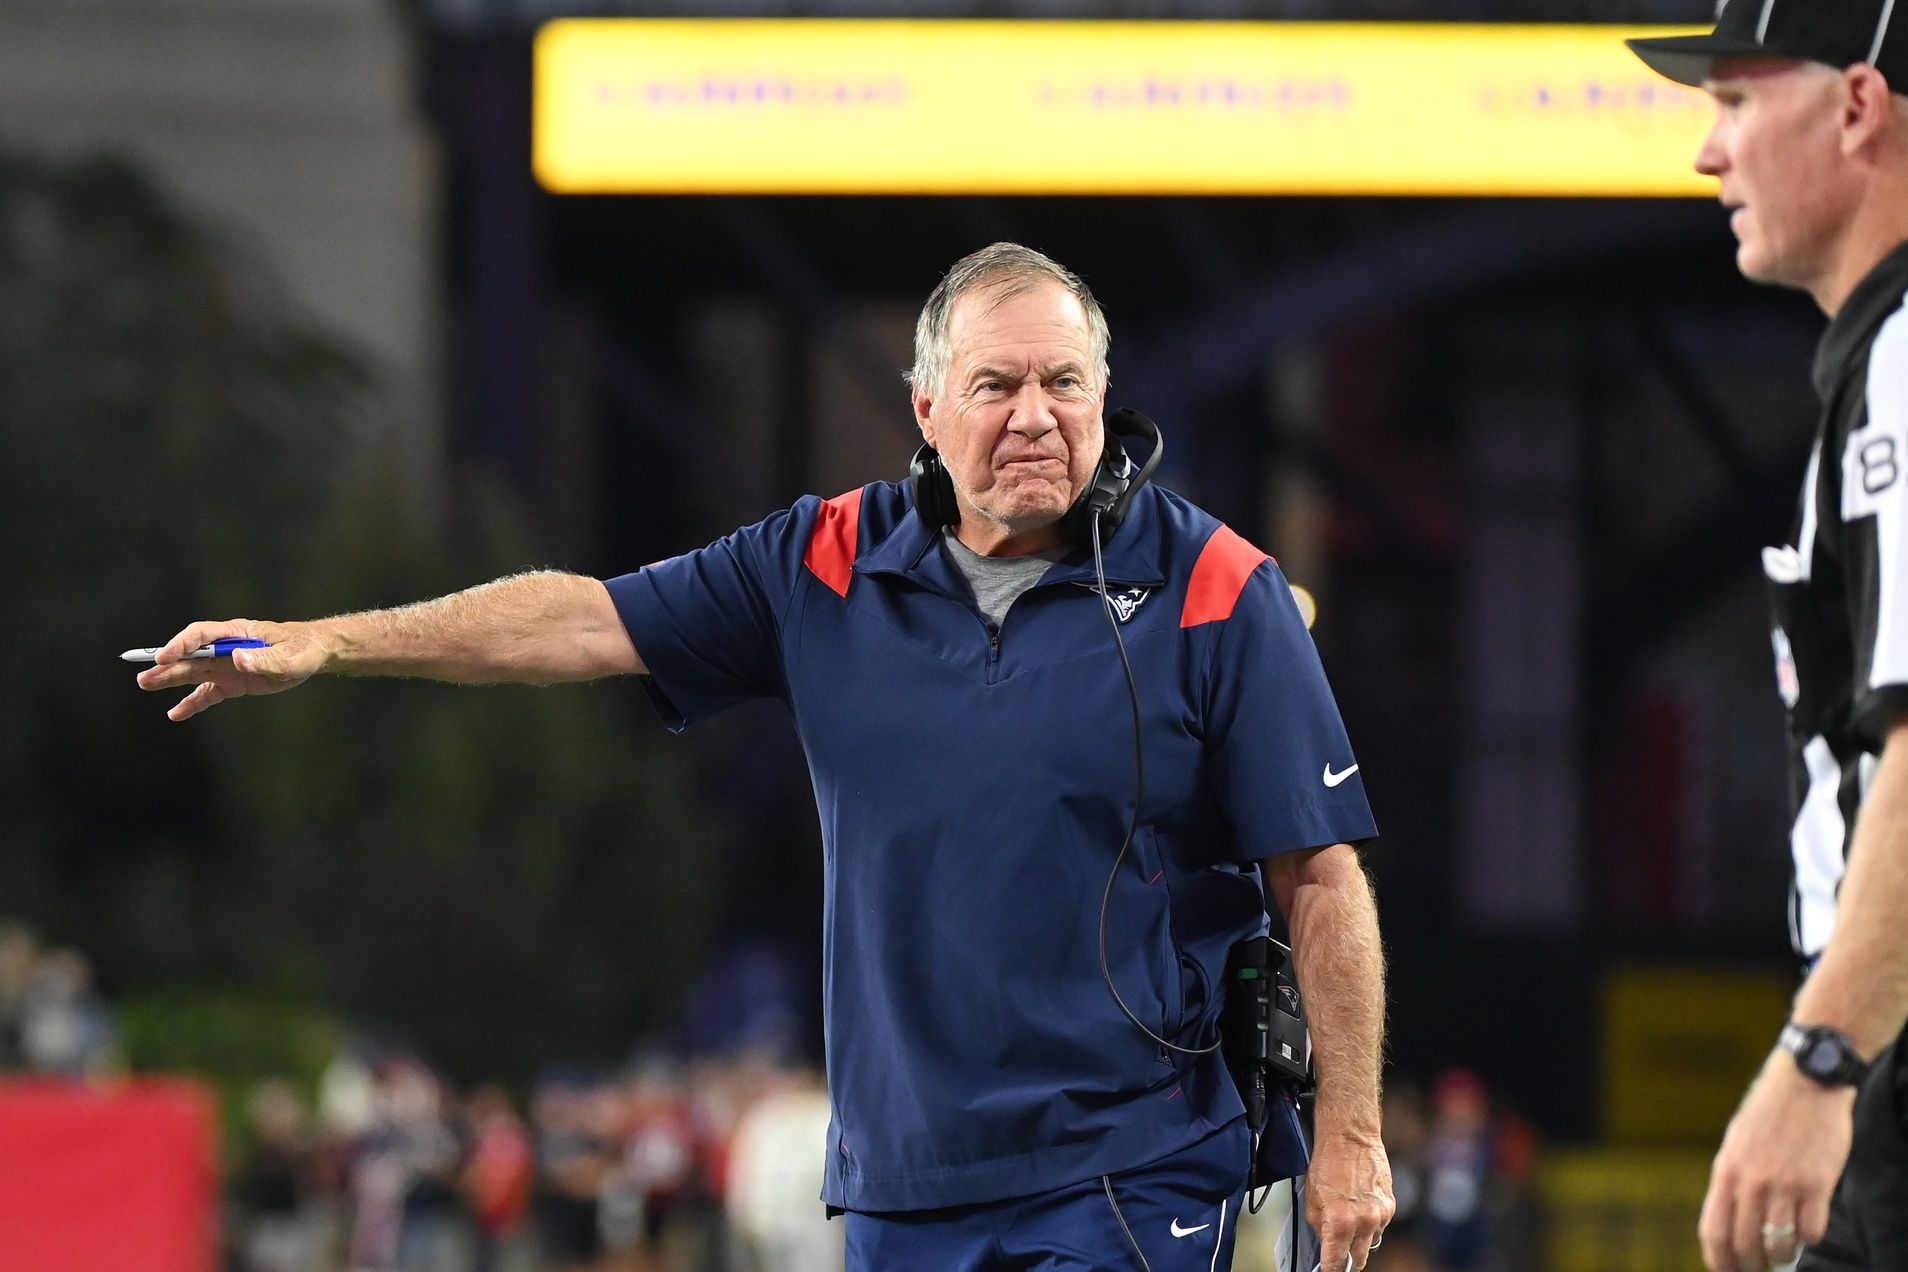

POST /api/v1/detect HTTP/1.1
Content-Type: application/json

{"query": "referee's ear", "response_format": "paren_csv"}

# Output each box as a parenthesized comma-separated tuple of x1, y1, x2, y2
(1838, 63, 1897, 158)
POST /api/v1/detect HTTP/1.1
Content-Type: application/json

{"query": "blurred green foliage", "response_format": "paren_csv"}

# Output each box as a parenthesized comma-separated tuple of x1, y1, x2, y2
(116, 989, 342, 1146)
(0, 147, 721, 1083)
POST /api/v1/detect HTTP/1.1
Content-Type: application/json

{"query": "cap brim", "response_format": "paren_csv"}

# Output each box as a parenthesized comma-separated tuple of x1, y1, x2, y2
(1625, 33, 1774, 88)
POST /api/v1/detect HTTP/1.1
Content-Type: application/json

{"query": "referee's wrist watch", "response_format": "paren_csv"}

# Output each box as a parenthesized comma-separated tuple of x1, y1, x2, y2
(1778, 1022, 1872, 1088)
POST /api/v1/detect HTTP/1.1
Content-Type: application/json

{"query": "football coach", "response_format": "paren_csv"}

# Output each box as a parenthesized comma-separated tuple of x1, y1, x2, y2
(138, 242, 1393, 1271)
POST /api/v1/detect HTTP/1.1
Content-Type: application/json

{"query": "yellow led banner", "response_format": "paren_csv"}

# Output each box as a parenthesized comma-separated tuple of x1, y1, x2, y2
(533, 20, 1717, 197)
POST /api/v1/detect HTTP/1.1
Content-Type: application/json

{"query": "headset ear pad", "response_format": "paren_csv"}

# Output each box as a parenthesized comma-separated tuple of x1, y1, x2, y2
(908, 442, 961, 530)
(1056, 432, 1127, 550)
(1056, 409, 1163, 548)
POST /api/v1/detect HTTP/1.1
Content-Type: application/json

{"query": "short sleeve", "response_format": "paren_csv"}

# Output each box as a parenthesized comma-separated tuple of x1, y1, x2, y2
(1204, 560, 1377, 860)
(602, 504, 810, 731)
(1844, 311, 1908, 742)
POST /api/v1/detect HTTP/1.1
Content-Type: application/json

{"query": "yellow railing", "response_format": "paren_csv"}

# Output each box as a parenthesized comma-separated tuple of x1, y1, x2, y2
(1539, 1148, 1710, 1272)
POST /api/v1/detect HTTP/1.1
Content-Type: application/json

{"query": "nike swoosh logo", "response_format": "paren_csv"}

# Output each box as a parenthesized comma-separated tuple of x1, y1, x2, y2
(1170, 1219, 1211, 1238)
(1323, 763, 1360, 788)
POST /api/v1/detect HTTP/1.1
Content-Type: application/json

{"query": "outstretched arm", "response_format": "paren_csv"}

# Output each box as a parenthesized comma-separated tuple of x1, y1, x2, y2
(136, 571, 644, 721)
(1266, 841, 1393, 1272)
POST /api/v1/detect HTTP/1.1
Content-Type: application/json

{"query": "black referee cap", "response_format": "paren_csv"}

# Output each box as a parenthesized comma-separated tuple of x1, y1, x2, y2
(1627, 0, 1907, 91)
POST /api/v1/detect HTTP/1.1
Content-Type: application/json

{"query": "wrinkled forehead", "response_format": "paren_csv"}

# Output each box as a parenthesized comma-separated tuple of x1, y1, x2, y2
(945, 280, 1093, 359)
(947, 276, 1082, 326)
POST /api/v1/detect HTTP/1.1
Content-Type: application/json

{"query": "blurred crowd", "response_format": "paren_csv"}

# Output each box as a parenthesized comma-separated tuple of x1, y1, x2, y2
(227, 1055, 1540, 1272)
(0, 921, 120, 1079)
(0, 921, 1539, 1272)
(1362, 1070, 1542, 1272)
(227, 1044, 839, 1272)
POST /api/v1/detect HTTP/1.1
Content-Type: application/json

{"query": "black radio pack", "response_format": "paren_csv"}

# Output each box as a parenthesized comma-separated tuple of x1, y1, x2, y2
(1223, 935, 1311, 1194)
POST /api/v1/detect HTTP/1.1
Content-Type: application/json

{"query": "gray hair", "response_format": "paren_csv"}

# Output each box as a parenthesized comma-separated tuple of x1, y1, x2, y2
(907, 242, 1110, 397)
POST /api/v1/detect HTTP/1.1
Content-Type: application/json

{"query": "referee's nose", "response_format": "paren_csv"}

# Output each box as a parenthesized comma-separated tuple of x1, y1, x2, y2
(1694, 112, 1730, 182)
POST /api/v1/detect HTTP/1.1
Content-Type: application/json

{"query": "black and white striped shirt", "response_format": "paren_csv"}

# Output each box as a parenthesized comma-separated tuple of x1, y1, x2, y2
(1766, 239, 1908, 961)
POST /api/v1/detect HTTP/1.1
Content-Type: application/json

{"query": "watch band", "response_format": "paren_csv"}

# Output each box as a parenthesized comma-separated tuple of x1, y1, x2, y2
(1779, 1022, 1873, 1088)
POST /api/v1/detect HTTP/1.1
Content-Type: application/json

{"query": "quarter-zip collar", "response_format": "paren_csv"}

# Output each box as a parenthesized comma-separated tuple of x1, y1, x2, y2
(857, 485, 1171, 592)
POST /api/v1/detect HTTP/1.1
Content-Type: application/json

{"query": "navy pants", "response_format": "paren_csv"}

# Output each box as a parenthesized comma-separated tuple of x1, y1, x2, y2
(1799, 1038, 1908, 1271)
(843, 1121, 1250, 1272)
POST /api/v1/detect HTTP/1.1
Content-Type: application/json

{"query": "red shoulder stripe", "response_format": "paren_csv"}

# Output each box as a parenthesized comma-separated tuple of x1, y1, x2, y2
(802, 487, 864, 598)
(1179, 524, 1271, 628)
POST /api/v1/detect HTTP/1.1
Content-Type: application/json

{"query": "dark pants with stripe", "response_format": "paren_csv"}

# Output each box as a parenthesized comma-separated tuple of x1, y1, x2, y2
(842, 1120, 1249, 1272)
(1799, 1038, 1908, 1271)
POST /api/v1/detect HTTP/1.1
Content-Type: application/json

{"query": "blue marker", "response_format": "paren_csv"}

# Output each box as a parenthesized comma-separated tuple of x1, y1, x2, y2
(120, 637, 271, 663)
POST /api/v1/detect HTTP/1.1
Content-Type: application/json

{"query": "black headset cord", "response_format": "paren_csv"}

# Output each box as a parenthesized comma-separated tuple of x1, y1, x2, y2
(1090, 513, 1221, 1059)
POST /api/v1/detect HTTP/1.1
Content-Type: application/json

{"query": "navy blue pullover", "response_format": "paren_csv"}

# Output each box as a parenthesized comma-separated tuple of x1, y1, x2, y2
(605, 480, 1376, 1211)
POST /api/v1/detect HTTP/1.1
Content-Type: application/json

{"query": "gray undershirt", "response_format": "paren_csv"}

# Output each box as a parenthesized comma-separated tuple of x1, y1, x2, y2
(940, 531, 1071, 628)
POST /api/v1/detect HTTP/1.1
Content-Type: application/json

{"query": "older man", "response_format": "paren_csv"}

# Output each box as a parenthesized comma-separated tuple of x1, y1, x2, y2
(1630, 6, 1908, 1271)
(138, 243, 1391, 1271)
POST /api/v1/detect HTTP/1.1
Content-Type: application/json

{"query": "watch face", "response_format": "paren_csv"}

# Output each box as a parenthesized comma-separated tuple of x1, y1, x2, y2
(1805, 1039, 1841, 1077)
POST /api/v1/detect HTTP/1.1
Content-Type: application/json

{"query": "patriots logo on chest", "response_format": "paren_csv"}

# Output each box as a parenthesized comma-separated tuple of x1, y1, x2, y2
(1074, 582, 1152, 623)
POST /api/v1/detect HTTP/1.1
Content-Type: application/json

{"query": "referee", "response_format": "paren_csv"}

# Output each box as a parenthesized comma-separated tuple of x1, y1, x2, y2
(1629, 4, 1908, 1271)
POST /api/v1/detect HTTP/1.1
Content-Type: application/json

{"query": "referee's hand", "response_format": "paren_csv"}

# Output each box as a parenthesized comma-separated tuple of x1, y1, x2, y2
(1698, 1054, 1855, 1272)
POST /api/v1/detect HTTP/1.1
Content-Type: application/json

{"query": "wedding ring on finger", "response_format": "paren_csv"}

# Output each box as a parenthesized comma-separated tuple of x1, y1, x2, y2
(1762, 1219, 1800, 1263)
